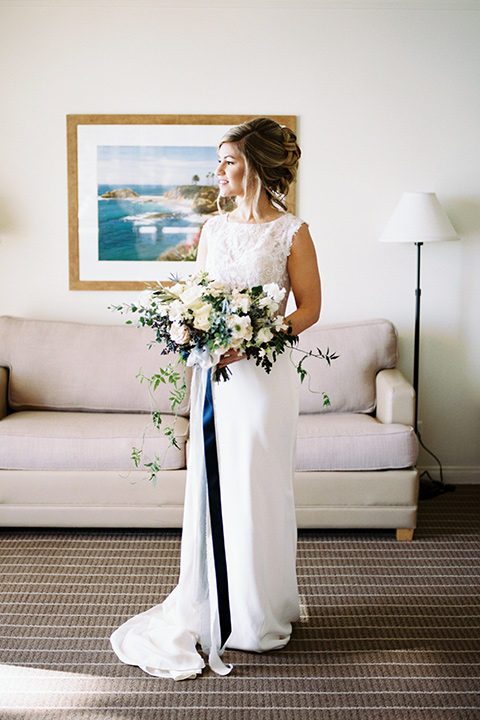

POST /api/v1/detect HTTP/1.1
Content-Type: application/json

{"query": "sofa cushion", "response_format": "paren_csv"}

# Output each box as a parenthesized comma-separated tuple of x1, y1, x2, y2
(297, 319, 398, 414)
(296, 413, 418, 471)
(0, 316, 191, 415)
(0, 411, 188, 471)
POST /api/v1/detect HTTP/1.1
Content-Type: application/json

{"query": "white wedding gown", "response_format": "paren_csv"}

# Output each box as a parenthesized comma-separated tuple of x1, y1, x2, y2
(110, 213, 304, 680)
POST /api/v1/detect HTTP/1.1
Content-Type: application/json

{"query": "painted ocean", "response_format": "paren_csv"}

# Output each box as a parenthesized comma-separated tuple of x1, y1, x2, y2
(98, 184, 204, 262)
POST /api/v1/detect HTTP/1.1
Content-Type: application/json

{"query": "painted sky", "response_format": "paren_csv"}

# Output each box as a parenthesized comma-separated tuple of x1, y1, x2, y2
(97, 145, 219, 186)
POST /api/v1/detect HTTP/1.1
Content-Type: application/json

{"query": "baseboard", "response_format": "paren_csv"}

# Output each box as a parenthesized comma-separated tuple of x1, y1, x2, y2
(417, 466, 480, 485)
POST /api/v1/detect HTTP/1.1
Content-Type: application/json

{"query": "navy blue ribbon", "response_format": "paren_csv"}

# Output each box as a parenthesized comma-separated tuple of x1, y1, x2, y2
(203, 369, 232, 648)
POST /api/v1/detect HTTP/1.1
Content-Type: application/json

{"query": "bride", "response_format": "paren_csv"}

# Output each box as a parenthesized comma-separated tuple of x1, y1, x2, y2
(111, 117, 322, 680)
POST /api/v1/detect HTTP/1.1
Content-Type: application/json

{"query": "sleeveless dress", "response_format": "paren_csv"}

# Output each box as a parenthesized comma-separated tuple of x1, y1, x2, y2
(110, 213, 304, 680)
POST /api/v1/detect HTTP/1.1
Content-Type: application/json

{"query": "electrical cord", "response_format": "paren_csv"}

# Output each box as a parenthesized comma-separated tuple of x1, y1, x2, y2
(417, 429, 456, 500)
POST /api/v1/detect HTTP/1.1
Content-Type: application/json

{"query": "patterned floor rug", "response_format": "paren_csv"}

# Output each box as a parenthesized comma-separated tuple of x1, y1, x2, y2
(0, 485, 479, 719)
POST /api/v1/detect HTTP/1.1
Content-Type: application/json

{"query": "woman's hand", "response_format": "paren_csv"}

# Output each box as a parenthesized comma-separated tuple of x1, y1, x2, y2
(217, 349, 245, 369)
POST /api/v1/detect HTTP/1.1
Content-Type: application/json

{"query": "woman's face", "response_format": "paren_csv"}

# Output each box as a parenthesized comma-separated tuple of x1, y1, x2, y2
(216, 142, 246, 198)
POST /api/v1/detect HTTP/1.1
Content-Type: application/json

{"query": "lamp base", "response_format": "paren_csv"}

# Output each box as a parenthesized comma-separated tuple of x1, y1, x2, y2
(419, 472, 456, 500)
(416, 430, 455, 500)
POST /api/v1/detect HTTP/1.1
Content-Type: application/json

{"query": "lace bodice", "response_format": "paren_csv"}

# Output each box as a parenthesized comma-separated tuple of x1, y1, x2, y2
(202, 213, 304, 315)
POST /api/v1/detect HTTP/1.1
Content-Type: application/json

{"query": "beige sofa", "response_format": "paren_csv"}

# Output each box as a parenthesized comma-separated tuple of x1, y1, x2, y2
(0, 316, 419, 539)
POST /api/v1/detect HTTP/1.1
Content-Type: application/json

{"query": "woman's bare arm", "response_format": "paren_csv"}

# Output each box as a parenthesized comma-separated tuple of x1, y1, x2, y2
(285, 223, 322, 335)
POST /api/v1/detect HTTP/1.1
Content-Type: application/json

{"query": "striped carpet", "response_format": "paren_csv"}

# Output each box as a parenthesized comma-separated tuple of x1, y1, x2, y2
(0, 486, 479, 719)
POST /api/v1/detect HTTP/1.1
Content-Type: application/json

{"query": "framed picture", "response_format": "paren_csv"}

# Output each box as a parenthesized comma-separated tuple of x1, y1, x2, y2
(67, 114, 297, 291)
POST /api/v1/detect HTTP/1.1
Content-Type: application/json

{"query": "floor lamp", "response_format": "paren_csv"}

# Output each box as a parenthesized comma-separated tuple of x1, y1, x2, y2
(379, 192, 459, 496)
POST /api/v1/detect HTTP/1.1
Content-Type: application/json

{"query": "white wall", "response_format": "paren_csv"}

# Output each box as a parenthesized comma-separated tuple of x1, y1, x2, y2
(1, 0, 479, 479)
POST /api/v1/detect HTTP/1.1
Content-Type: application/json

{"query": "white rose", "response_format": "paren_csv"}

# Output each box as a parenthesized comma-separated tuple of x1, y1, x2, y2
(170, 321, 190, 345)
(193, 303, 212, 331)
(179, 284, 204, 308)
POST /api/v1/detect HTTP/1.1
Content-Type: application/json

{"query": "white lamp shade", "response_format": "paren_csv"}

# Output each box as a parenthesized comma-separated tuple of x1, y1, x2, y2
(379, 192, 460, 244)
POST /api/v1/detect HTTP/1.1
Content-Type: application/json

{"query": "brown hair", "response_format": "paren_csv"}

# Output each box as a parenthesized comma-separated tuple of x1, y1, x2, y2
(218, 117, 301, 218)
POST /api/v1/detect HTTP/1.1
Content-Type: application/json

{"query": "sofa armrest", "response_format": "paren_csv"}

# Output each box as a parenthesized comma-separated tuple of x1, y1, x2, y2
(0, 367, 9, 420)
(376, 368, 415, 426)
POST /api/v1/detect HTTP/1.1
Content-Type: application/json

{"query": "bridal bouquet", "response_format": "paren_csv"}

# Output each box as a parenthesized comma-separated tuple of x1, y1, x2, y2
(113, 272, 299, 382)
(110, 272, 337, 483)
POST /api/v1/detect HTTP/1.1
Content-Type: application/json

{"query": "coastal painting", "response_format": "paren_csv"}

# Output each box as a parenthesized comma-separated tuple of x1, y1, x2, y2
(67, 114, 296, 290)
(97, 145, 219, 262)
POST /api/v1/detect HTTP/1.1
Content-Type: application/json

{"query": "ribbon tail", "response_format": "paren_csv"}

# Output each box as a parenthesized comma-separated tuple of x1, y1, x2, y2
(209, 642, 233, 677)
(203, 369, 233, 652)
(181, 367, 210, 653)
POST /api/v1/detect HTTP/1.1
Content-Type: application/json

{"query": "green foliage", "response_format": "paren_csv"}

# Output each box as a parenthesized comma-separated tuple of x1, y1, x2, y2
(296, 355, 308, 384)
(142, 454, 163, 487)
(131, 446, 142, 468)
(130, 359, 187, 484)
(293, 345, 339, 409)
(151, 410, 163, 430)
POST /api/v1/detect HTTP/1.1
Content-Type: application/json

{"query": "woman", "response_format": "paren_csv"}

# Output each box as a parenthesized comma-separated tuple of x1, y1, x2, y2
(111, 118, 321, 680)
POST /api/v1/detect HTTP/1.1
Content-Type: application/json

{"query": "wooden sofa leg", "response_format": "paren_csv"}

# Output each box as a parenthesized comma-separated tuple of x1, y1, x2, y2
(396, 528, 414, 541)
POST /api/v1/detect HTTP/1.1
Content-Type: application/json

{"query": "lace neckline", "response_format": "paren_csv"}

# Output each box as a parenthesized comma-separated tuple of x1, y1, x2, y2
(225, 212, 287, 227)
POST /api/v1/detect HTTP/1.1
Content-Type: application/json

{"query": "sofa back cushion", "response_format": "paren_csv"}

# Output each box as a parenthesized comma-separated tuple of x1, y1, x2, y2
(297, 319, 398, 414)
(0, 316, 190, 415)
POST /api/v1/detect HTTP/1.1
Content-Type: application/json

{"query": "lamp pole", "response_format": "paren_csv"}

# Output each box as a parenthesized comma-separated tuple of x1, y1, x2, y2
(413, 242, 422, 435)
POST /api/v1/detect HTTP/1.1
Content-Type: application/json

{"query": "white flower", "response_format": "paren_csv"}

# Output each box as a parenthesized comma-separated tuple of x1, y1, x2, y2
(274, 316, 288, 332)
(258, 296, 279, 314)
(168, 299, 186, 321)
(156, 304, 170, 317)
(263, 283, 286, 304)
(193, 303, 212, 331)
(228, 314, 253, 347)
(136, 289, 155, 309)
(179, 284, 205, 309)
(230, 291, 251, 313)
(170, 321, 190, 345)
(256, 327, 274, 344)
(206, 280, 228, 297)
(169, 283, 184, 297)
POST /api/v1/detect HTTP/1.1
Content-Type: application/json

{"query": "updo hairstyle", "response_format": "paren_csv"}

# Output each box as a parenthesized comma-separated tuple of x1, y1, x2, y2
(218, 117, 301, 218)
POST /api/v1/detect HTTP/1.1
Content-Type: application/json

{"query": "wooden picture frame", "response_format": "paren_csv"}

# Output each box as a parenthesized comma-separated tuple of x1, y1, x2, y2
(67, 114, 297, 291)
